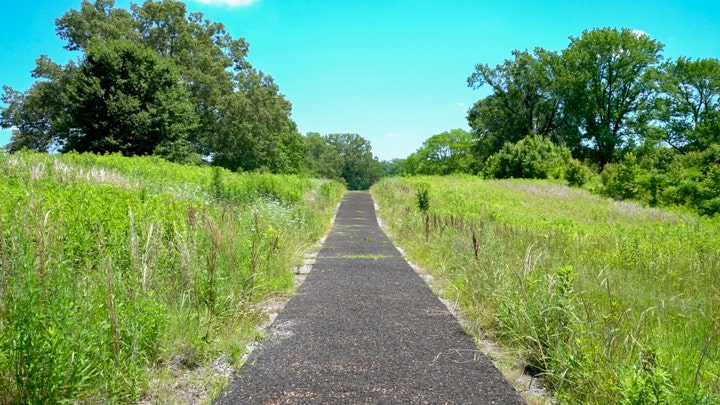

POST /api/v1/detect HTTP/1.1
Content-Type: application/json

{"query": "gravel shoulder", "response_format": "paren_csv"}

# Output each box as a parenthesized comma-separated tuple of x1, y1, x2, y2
(214, 192, 524, 404)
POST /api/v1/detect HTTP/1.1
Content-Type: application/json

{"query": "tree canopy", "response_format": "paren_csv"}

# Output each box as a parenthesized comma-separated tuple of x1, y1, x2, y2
(63, 39, 196, 159)
(326, 133, 382, 190)
(656, 57, 720, 152)
(305, 132, 344, 181)
(304, 133, 381, 190)
(558, 28, 664, 165)
(467, 26, 720, 214)
(468, 49, 565, 162)
(467, 27, 673, 168)
(403, 129, 476, 175)
(1, 0, 302, 171)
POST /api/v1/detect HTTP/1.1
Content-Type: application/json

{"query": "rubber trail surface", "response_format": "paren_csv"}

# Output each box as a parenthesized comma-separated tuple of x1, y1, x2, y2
(215, 192, 523, 404)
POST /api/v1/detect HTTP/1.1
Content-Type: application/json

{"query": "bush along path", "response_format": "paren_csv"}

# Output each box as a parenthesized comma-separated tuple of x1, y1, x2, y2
(215, 192, 522, 404)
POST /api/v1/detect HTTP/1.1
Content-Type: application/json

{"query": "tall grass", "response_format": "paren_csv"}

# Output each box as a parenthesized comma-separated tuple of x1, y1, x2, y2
(0, 151, 344, 404)
(372, 176, 719, 404)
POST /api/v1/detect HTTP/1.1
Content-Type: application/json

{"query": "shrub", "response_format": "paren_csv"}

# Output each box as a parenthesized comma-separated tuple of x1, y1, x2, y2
(565, 159, 593, 187)
(484, 135, 574, 180)
(600, 157, 641, 201)
(415, 182, 430, 213)
(600, 147, 720, 215)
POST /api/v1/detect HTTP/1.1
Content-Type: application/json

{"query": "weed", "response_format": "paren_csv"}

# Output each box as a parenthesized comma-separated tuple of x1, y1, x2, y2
(416, 182, 430, 213)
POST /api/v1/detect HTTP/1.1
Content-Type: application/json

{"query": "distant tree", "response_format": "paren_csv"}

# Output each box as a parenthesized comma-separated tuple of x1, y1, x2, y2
(557, 28, 664, 166)
(305, 132, 344, 181)
(406, 129, 476, 175)
(464, 27, 720, 213)
(62, 39, 195, 160)
(657, 57, 720, 152)
(326, 133, 381, 190)
(380, 158, 406, 177)
(401, 154, 421, 176)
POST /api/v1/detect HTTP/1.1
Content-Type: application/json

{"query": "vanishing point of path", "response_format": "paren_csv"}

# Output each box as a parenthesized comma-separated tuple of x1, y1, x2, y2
(215, 192, 523, 404)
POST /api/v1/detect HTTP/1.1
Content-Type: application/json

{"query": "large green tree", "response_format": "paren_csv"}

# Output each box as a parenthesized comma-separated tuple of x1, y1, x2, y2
(467, 49, 566, 162)
(557, 28, 664, 166)
(657, 57, 720, 152)
(209, 71, 300, 172)
(62, 39, 195, 159)
(468, 28, 667, 168)
(2, 0, 300, 171)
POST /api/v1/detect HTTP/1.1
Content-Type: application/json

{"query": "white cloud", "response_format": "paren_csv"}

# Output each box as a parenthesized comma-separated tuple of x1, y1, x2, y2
(385, 132, 401, 138)
(456, 102, 465, 108)
(631, 29, 649, 38)
(193, 0, 258, 6)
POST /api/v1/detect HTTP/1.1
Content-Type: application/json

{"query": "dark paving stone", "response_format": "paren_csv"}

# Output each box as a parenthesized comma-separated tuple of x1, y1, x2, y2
(215, 192, 524, 404)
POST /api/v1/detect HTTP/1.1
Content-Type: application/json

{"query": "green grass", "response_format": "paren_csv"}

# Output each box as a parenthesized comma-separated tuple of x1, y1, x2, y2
(371, 175, 720, 404)
(0, 151, 344, 404)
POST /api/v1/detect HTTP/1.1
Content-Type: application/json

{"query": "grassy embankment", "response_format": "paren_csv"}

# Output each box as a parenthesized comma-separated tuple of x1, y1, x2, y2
(0, 151, 344, 404)
(372, 176, 719, 404)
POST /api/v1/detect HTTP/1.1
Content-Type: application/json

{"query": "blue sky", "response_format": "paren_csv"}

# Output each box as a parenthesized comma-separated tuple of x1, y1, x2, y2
(1, 0, 719, 161)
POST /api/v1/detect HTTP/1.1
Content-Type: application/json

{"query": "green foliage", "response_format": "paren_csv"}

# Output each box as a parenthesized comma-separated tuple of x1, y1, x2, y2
(372, 176, 720, 403)
(304, 132, 343, 181)
(302, 132, 383, 189)
(601, 153, 645, 201)
(657, 57, 720, 152)
(63, 39, 196, 161)
(415, 182, 430, 213)
(619, 347, 675, 405)
(600, 146, 720, 215)
(564, 159, 593, 187)
(1, 0, 301, 173)
(1, 57, 74, 153)
(496, 264, 579, 375)
(467, 28, 676, 168)
(467, 28, 720, 212)
(0, 151, 344, 403)
(325, 133, 382, 190)
(209, 73, 301, 173)
(467, 48, 565, 162)
(484, 134, 577, 180)
(380, 158, 407, 177)
(405, 129, 476, 175)
(558, 28, 664, 166)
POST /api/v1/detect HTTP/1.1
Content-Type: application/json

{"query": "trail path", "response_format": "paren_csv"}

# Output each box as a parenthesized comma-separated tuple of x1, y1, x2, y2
(215, 192, 523, 404)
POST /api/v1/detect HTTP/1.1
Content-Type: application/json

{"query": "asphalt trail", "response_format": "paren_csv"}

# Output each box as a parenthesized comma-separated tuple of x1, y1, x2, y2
(215, 192, 523, 404)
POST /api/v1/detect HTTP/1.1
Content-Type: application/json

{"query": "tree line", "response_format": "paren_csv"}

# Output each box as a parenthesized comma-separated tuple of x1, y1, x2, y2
(467, 27, 719, 167)
(0, 0, 381, 190)
(4, 5, 717, 205)
(390, 27, 720, 215)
